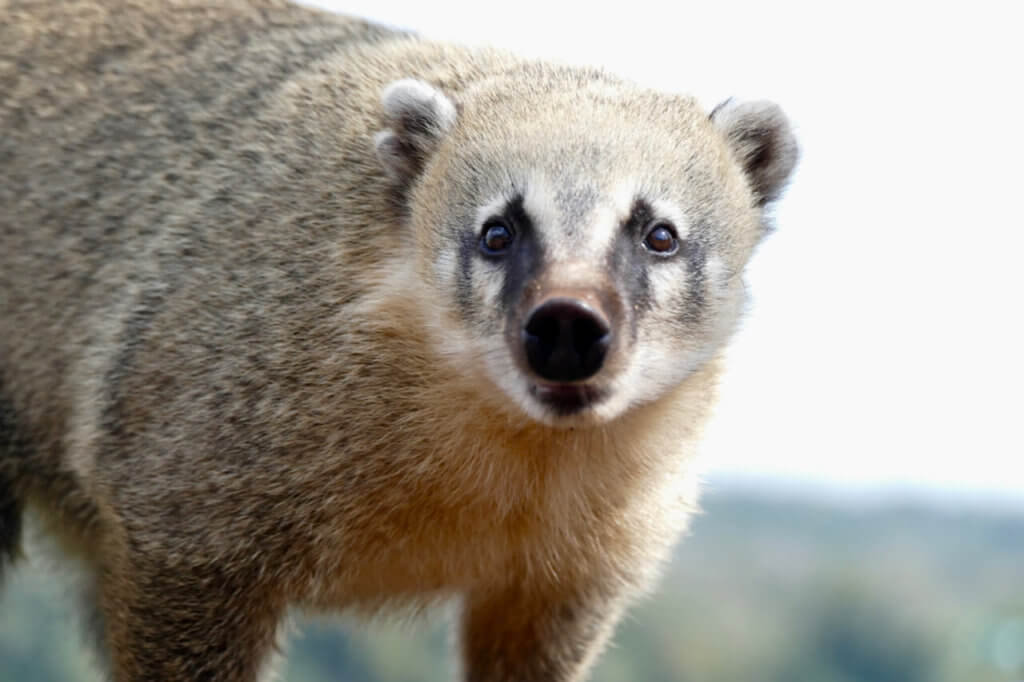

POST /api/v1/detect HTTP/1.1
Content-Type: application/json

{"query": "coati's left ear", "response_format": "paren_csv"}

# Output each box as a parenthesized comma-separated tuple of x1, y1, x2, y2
(374, 79, 457, 185)
(711, 99, 799, 206)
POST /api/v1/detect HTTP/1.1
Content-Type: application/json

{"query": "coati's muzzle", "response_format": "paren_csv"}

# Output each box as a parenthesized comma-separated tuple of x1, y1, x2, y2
(511, 282, 625, 414)
(523, 296, 610, 382)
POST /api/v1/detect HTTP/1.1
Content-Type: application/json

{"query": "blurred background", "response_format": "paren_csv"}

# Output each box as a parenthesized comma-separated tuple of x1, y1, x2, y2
(2, 1, 1022, 680)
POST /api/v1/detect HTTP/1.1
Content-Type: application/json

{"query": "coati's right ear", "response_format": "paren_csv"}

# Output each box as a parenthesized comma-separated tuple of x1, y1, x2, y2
(374, 79, 457, 185)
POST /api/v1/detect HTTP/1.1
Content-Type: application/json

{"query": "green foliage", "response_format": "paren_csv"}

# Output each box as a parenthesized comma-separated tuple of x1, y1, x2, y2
(2, 491, 1022, 681)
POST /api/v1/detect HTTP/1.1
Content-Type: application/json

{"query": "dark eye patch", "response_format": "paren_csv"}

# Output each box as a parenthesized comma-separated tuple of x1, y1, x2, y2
(476, 189, 539, 258)
(624, 198, 680, 258)
(454, 192, 543, 327)
(616, 197, 713, 327)
(496, 194, 541, 310)
(676, 232, 708, 325)
(622, 198, 655, 236)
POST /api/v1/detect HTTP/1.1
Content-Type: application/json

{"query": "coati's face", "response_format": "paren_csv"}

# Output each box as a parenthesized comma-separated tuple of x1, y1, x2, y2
(375, 74, 798, 426)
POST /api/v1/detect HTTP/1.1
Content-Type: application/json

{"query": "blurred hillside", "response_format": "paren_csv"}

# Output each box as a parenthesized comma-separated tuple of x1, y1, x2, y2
(2, 489, 1022, 681)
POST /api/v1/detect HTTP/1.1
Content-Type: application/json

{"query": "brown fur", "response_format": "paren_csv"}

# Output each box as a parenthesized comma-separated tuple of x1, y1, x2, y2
(0, 1, 797, 680)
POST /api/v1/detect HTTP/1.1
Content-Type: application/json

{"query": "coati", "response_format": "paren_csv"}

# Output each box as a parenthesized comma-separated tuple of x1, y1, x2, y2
(0, 1, 799, 680)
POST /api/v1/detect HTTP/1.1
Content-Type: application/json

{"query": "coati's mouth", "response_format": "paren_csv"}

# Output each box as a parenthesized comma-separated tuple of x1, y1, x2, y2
(529, 382, 607, 415)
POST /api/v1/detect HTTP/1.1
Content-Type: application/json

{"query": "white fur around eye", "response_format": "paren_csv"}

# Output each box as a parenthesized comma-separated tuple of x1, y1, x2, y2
(648, 199, 689, 241)
(475, 194, 514, 229)
(521, 177, 561, 256)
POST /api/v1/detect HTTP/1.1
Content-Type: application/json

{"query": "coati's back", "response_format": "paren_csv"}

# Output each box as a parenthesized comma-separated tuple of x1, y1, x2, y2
(0, 0, 390, 551)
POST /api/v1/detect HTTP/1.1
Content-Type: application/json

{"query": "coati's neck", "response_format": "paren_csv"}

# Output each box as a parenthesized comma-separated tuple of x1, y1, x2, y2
(342, 259, 721, 515)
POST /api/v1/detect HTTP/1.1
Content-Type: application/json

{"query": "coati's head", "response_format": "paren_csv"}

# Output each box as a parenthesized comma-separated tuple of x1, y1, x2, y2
(374, 67, 798, 426)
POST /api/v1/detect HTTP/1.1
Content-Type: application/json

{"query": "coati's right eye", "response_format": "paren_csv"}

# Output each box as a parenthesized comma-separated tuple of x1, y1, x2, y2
(480, 219, 515, 255)
(643, 223, 679, 255)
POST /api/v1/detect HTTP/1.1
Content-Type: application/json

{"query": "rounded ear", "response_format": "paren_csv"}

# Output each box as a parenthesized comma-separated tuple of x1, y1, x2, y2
(374, 78, 457, 185)
(711, 99, 799, 206)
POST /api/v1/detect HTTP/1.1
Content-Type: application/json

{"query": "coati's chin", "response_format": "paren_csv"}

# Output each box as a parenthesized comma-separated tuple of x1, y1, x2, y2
(529, 381, 607, 417)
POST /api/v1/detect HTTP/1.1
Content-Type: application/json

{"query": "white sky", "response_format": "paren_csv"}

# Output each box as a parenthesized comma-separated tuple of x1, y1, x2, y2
(305, 0, 1023, 506)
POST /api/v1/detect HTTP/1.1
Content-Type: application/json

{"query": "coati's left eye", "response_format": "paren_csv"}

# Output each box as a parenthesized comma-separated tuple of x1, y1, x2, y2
(643, 223, 678, 255)
(480, 219, 515, 255)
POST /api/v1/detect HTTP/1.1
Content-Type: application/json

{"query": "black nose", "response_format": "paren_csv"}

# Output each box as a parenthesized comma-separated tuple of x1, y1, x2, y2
(523, 298, 611, 382)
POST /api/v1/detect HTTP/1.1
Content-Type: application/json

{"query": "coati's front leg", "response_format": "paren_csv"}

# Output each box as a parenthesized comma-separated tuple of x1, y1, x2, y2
(459, 580, 626, 682)
(97, 555, 285, 682)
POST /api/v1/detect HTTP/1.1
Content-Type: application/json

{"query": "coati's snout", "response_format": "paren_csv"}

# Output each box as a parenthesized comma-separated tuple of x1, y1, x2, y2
(523, 296, 610, 383)
(510, 282, 624, 416)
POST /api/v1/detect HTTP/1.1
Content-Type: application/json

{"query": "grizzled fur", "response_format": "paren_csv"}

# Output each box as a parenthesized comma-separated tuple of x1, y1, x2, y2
(0, 1, 798, 680)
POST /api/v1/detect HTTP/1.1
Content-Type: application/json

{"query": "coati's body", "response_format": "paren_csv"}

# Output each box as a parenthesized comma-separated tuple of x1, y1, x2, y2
(0, 1, 798, 680)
